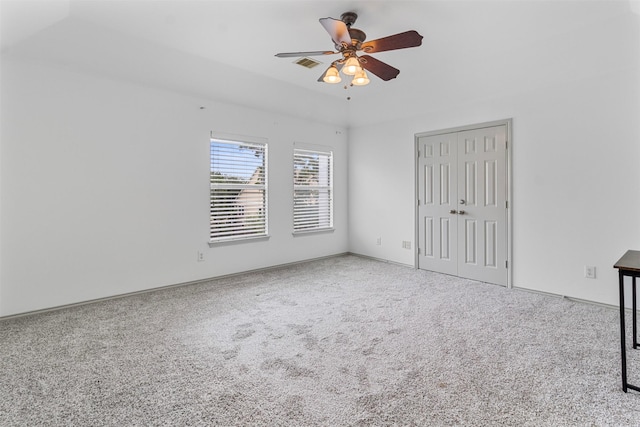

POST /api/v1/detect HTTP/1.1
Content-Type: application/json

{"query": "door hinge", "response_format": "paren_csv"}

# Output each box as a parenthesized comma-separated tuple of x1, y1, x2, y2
(506, 200, 509, 209)
(505, 260, 509, 268)
(417, 150, 421, 157)
(505, 140, 508, 149)
(418, 248, 421, 255)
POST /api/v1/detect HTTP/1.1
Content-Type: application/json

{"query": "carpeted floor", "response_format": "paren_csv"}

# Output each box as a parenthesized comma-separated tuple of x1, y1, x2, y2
(1, 254, 640, 426)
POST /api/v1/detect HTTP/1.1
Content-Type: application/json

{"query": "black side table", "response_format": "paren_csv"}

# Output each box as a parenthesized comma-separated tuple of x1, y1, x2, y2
(614, 250, 640, 393)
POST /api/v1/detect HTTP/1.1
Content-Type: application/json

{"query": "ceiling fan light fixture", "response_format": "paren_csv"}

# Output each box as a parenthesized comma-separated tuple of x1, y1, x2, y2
(352, 69, 370, 86)
(322, 65, 342, 83)
(342, 56, 361, 75)
(276, 12, 423, 87)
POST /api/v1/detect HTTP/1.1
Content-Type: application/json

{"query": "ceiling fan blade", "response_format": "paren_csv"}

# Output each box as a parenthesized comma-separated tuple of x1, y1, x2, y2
(317, 62, 344, 82)
(319, 17, 352, 47)
(275, 51, 337, 58)
(361, 30, 423, 53)
(359, 55, 400, 81)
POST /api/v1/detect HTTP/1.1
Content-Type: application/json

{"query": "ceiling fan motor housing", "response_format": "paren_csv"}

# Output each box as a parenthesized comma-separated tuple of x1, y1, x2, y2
(348, 28, 366, 44)
(339, 12, 366, 49)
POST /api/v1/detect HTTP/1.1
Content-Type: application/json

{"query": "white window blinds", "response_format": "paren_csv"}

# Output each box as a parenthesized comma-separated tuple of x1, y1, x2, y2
(293, 148, 333, 232)
(210, 138, 268, 242)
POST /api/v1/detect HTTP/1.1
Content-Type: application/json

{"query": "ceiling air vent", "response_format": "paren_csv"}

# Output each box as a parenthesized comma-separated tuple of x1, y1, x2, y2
(294, 57, 321, 69)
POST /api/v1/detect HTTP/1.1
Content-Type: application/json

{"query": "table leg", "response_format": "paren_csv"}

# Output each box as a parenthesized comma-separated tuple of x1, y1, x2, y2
(635, 277, 638, 350)
(620, 270, 628, 392)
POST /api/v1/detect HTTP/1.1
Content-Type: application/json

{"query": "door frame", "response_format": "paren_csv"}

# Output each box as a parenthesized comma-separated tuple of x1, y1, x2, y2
(414, 118, 513, 288)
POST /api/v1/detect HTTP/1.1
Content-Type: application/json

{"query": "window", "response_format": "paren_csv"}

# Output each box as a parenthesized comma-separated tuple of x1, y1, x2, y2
(210, 137, 267, 242)
(293, 148, 333, 233)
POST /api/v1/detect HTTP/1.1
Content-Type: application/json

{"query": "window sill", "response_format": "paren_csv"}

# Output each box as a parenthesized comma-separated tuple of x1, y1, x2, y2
(209, 235, 270, 247)
(292, 228, 335, 236)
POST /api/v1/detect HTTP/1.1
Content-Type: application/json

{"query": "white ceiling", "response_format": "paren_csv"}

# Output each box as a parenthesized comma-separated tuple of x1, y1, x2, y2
(1, 0, 637, 127)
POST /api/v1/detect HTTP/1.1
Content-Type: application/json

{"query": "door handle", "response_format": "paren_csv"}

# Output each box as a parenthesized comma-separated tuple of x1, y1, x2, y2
(449, 210, 457, 214)
(458, 210, 466, 215)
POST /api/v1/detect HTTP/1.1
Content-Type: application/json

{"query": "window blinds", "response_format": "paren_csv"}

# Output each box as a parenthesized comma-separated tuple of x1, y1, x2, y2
(210, 139, 267, 241)
(293, 149, 333, 232)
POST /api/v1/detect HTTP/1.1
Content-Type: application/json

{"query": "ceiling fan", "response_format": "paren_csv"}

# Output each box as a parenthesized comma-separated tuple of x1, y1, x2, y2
(275, 12, 423, 86)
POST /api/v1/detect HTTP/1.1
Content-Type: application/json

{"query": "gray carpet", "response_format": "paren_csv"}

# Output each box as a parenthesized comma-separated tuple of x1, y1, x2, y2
(1, 254, 640, 426)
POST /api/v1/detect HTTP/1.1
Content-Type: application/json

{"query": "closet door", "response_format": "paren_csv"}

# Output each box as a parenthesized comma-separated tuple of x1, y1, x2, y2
(417, 132, 458, 276)
(417, 124, 508, 286)
(456, 126, 508, 286)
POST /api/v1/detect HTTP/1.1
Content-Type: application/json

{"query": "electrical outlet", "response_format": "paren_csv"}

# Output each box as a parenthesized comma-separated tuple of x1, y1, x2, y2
(585, 266, 596, 279)
(376, 237, 381, 245)
(197, 251, 205, 262)
(402, 241, 412, 249)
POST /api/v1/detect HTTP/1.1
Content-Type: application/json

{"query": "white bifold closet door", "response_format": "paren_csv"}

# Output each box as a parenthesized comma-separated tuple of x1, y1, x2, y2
(417, 125, 508, 286)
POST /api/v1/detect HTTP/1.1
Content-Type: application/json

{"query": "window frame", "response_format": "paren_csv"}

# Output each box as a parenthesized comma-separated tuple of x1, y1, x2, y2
(209, 134, 268, 244)
(293, 147, 334, 234)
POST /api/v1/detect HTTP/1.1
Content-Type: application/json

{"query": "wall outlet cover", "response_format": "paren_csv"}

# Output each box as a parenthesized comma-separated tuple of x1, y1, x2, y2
(585, 266, 596, 279)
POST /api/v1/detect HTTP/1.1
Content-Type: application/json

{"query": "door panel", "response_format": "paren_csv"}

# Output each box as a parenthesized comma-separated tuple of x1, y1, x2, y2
(418, 133, 457, 275)
(464, 161, 477, 206)
(417, 124, 508, 286)
(457, 126, 507, 285)
(485, 220, 497, 267)
(440, 163, 450, 205)
(464, 218, 477, 264)
(485, 159, 497, 207)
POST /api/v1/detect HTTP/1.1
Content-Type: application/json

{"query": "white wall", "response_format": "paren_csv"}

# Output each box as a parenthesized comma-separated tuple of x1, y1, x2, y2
(348, 11, 640, 307)
(0, 57, 348, 317)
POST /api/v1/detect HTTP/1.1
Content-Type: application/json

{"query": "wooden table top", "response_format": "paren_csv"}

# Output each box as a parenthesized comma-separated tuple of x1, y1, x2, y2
(614, 250, 640, 272)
